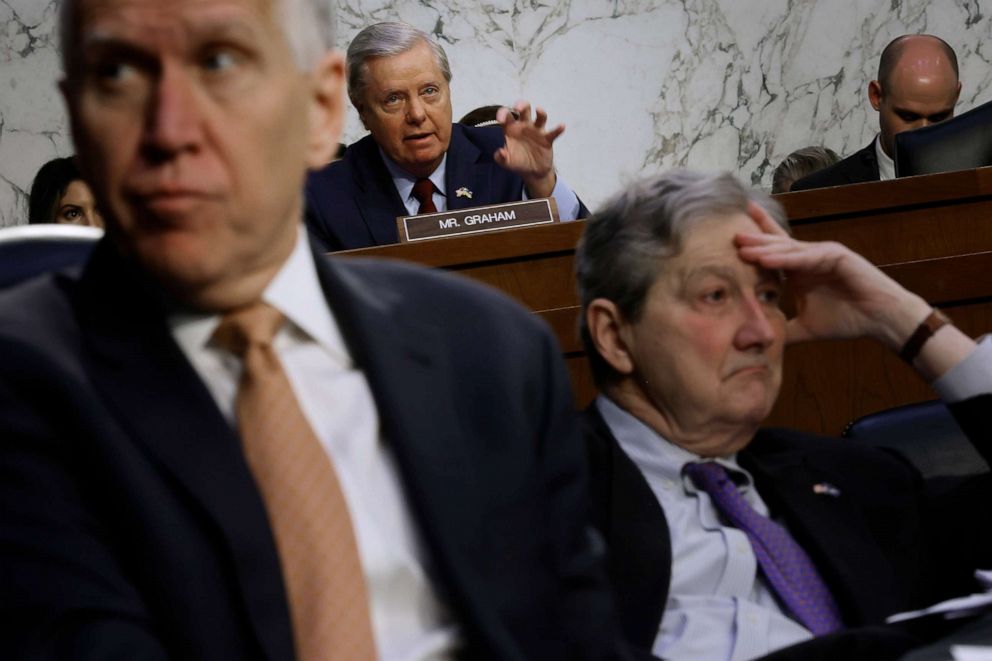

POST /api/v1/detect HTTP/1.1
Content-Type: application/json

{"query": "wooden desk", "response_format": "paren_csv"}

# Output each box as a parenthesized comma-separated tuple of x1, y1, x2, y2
(340, 167, 992, 435)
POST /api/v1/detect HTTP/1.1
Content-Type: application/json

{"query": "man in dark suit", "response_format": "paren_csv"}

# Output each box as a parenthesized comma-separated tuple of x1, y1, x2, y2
(0, 1, 628, 659)
(792, 35, 961, 191)
(305, 21, 587, 252)
(576, 169, 991, 659)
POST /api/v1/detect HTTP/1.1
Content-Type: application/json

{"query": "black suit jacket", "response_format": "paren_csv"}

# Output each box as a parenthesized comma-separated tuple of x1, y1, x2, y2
(791, 141, 880, 191)
(304, 123, 588, 252)
(583, 399, 992, 655)
(0, 240, 626, 660)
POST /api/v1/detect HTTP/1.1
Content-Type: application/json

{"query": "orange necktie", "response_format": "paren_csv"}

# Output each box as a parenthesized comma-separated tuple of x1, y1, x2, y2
(213, 302, 376, 660)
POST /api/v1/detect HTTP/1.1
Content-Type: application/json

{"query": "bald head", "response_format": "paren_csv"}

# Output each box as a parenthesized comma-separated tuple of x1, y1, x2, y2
(869, 34, 961, 159)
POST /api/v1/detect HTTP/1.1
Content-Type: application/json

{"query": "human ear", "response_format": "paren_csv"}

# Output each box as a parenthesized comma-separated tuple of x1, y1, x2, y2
(868, 80, 883, 112)
(586, 299, 636, 376)
(305, 51, 345, 168)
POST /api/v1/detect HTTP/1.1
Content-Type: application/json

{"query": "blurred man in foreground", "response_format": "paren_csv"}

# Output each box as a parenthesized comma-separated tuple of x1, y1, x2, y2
(0, 0, 627, 658)
(305, 21, 587, 251)
(578, 170, 991, 659)
(793, 34, 960, 189)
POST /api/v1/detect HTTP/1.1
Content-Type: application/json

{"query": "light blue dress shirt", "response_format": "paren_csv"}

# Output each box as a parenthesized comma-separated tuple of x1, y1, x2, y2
(595, 335, 992, 661)
(380, 149, 582, 221)
(596, 396, 812, 661)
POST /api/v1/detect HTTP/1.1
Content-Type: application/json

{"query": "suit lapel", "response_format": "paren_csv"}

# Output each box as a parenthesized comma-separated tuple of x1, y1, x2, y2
(583, 405, 671, 648)
(742, 433, 903, 625)
(445, 125, 493, 212)
(350, 137, 406, 245)
(76, 242, 294, 660)
(311, 252, 496, 630)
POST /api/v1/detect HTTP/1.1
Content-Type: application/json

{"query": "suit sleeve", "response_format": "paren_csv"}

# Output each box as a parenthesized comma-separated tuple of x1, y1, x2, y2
(531, 325, 644, 660)
(0, 347, 169, 660)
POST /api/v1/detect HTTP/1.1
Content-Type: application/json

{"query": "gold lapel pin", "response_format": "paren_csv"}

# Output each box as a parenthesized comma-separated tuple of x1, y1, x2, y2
(456, 187, 473, 199)
(813, 483, 841, 497)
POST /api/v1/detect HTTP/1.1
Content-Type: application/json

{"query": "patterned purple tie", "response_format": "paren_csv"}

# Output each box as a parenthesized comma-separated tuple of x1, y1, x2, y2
(684, 461, 844, 635)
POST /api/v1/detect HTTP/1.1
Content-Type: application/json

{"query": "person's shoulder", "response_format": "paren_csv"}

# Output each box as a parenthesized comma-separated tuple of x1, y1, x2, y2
(306, 133, 378, 186)
(323, 255, 541, 327)
(451, 122, 505, 153)
(790, 143, 878, 191)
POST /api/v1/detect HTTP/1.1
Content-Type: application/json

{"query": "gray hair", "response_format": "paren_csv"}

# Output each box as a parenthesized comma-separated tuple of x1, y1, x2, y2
(771, 146, 840, 194)
(576, 170, 789, 386)
(59, 0, 336, 77)
(346, 21, 452, 112)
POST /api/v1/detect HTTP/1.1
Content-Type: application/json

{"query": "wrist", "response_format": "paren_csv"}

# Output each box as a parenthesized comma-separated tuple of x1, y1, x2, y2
(523, 170, 556, 200)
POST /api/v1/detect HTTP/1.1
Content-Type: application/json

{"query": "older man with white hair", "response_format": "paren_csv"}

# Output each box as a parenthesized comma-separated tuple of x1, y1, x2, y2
(304, 20, 587, 251)
(0, 1, 629, 659)
(578, 170, 992, 660)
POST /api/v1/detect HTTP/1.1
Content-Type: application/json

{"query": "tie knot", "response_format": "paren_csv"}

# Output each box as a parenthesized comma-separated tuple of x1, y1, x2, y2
(212, 302, 286, 357)
(684, 461, 732, 491)
(412, 178, 435, 205)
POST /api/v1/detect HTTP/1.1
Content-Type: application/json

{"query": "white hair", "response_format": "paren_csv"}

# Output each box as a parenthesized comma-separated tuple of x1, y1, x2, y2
(59, 0, 336, 76)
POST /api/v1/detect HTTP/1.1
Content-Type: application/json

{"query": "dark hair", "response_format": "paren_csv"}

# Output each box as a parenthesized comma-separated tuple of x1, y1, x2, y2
(28, 156, 82, 224)
(772, 146, 840, 193)
(878, 35, 958, 89)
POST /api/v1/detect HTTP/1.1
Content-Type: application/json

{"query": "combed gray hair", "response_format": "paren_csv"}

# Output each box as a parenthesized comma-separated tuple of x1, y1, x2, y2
(576, 169, 789, 385)
(771, 146, 840, 194)
(346, 21, 452, 112)
(59, 0, 336, 77)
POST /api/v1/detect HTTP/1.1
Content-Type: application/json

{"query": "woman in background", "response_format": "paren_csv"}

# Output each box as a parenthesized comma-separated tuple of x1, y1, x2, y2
(28, 156, 103, 228)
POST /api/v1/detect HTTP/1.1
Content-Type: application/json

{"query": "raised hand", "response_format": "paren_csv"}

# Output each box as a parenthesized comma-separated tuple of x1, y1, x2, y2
(493, 100, 565, 199)
(736, 201, 929, 350)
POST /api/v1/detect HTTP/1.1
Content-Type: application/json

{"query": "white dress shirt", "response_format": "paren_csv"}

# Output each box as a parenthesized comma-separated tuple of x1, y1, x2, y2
(170, 227, 460, 660)
(596, 335, 992, 661)
(874, 134, 896, 181)
(381, 148, 583, 221)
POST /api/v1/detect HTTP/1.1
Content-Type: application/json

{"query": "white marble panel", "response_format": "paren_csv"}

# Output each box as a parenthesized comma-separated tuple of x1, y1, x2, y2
(2, 0, 992, 225)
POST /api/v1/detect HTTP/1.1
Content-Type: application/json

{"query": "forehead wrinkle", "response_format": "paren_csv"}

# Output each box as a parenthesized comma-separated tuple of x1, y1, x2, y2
(78, 2, 271, 55)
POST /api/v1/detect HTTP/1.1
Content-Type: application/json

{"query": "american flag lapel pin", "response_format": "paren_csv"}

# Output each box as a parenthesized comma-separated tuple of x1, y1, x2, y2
(813, 482, 841, 497)
(456, 187, 473, 199)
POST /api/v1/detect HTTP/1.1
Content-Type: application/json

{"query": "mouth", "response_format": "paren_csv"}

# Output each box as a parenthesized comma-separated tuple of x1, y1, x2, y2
(127, 188, 214, 219)
(727, 364, 770, 379)
(404, 132, 435, 145)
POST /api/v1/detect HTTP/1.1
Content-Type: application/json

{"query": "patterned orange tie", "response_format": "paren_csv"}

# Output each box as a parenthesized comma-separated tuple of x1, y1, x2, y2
(213, 302, 377, 660)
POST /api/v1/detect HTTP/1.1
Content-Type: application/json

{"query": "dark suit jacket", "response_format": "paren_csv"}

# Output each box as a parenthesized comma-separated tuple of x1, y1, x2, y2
(304, 123, 588, 252)
(791, 141, 879, 191)
(0, 240, 626, 660)
(583, 399, 992, 656)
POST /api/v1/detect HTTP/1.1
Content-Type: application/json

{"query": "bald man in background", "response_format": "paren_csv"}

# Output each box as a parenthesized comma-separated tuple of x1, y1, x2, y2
(792, 34, 960, 190)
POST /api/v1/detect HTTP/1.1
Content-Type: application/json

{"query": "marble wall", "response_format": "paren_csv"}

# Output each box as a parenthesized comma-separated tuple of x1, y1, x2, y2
(2, 0, 991, 226)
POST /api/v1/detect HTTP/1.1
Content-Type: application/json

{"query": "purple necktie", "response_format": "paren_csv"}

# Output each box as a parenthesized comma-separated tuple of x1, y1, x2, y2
(684, 461, 844, 636)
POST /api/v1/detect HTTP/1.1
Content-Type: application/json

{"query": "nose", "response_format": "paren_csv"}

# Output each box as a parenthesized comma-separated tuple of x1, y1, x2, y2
(141, 65, 202, 161)
(733, 293, 777, 351)
(406, 97, 426, 124)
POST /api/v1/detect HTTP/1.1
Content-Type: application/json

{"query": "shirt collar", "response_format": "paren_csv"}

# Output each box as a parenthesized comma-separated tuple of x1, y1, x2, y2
(874, 134, 895, 181)
(595, 394, 755, 493)
(169, 225, 351, 367)
(379, 147, 448, 203)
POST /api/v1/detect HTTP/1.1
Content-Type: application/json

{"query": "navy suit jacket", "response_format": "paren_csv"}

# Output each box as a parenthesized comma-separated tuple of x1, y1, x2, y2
(0, 240, 627, 660)
(791, 141, 879, 191)
(583, 398, 992, 657)
(304, 123, 588, 252)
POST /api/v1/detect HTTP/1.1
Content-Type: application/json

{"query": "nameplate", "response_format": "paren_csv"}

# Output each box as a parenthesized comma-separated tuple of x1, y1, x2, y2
(397, 198, 559, 242)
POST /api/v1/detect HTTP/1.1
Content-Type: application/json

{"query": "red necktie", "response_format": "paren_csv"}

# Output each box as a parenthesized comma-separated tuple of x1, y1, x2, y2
(412, 178, 437, 214)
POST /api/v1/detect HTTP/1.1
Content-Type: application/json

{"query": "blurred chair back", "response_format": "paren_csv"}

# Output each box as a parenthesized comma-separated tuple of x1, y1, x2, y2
(844, 399, 989, 494)
(895, 98, 992, 177)
(0, 224, 102, 289)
